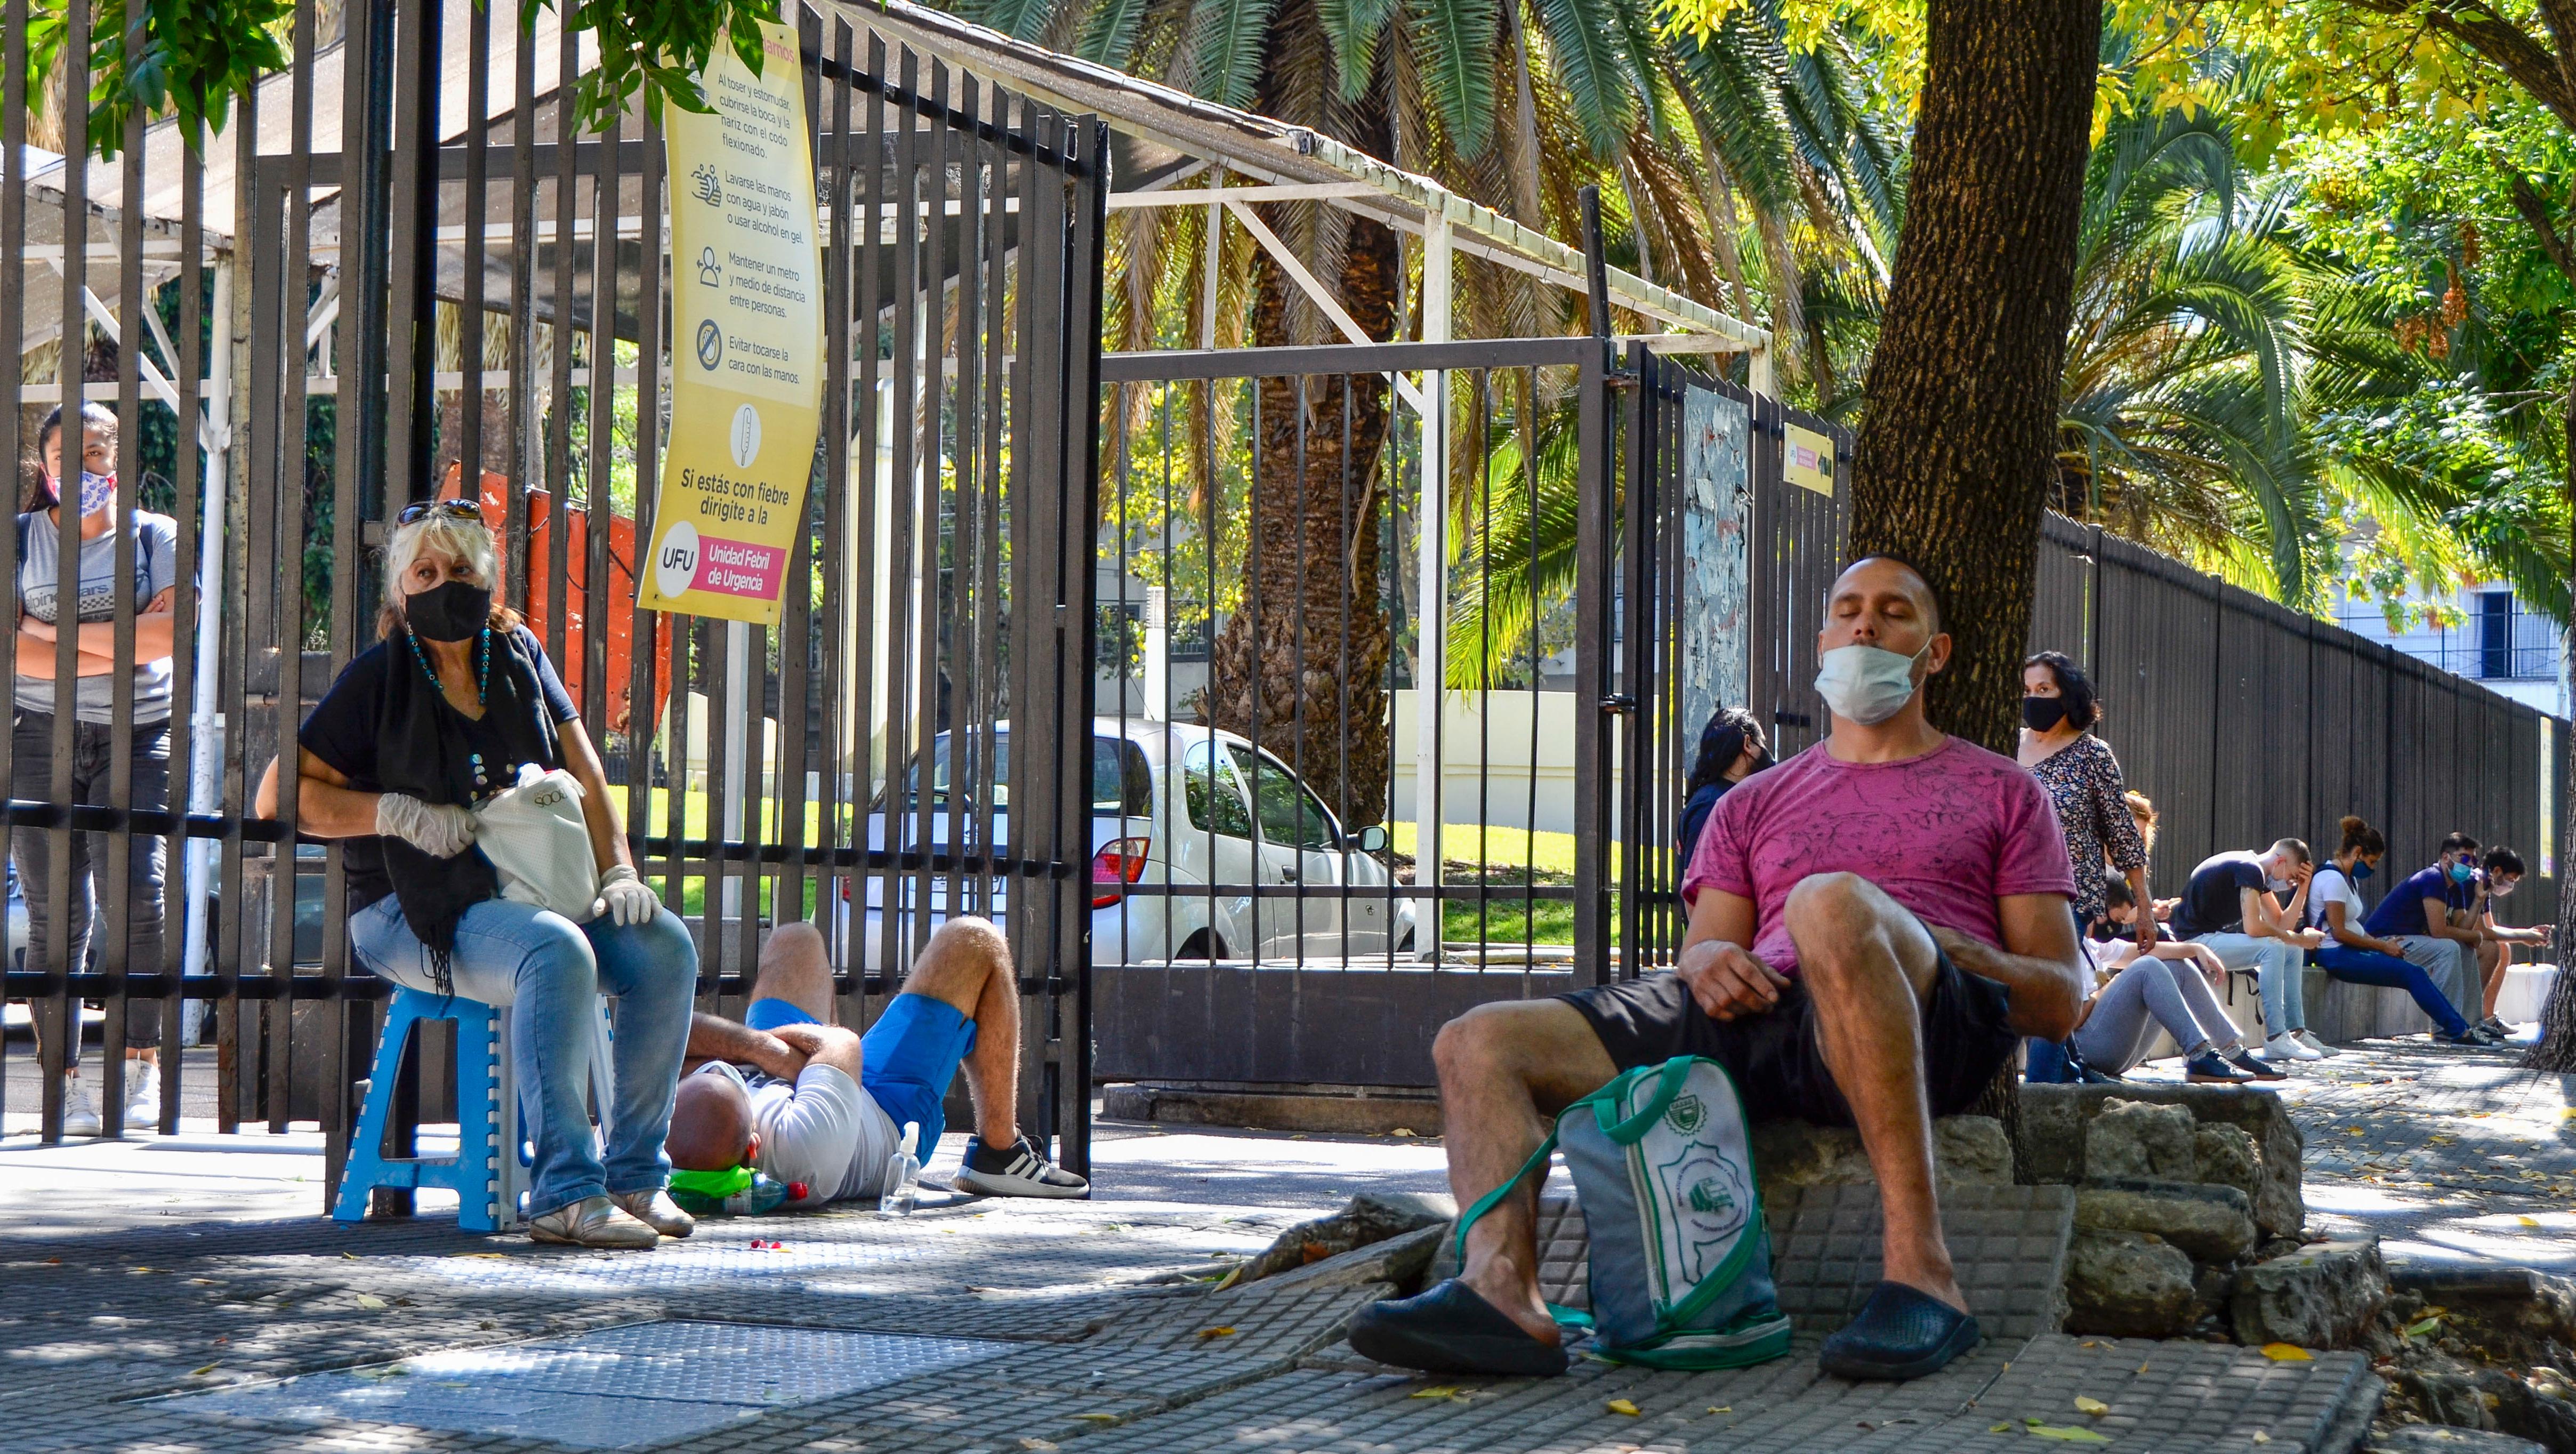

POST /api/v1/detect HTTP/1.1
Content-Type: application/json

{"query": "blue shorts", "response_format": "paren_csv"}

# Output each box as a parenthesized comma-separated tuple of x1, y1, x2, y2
(744, 994, 977, 1153)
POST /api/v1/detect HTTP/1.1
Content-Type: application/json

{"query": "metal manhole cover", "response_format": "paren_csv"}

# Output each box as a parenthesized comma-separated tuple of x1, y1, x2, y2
(170, 1321, 1013, 1449)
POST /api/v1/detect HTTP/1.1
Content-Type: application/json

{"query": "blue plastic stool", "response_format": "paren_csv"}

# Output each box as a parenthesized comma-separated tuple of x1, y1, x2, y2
(334, 986, 614, 1232)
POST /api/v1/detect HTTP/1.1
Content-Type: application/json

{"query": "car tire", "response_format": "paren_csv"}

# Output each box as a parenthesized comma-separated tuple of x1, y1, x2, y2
(1176, 929, 1228, 961)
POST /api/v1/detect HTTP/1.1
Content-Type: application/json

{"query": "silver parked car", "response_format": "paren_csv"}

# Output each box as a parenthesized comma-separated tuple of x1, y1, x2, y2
(841, 718, 1420, 968)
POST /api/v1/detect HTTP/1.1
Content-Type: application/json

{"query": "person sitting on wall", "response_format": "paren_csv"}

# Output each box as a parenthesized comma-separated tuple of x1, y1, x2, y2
(2075, 879, 2283, 1083)
(2467, 847, 2550, 1038)
(2166, 839, 2327, 1061)
(666, 919, 1089, 1206)
(2358, 831, 2485, 1038)
(1347, 556, 2086, 1383)
(2308, 816, 2498, 1047)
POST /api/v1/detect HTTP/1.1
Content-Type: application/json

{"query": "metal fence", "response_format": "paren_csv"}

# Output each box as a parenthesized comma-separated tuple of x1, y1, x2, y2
(2035, 517, 2566, 921)
(2, 1, 1110, 1187)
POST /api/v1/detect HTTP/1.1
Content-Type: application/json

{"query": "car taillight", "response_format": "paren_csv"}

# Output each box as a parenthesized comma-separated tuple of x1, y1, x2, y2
(1091, 836, 1150, 909)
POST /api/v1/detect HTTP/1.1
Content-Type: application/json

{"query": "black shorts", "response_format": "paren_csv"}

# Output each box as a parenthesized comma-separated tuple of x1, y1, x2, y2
(1557, 946, 2017, 1128)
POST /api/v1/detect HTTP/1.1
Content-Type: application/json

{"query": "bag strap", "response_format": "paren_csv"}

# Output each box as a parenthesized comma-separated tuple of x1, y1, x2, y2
(1599, 1055, 1698, 1145)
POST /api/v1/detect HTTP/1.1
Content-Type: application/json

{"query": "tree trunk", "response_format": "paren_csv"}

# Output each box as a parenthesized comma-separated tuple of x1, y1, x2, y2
(2530, 380, 2576, 1072)
(1201, 220, 1402, 825)
(1846, 0, 2100, 754)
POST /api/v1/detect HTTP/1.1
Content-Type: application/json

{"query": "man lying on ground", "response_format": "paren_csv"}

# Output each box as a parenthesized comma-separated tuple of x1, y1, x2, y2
(1349, 556, 2086, 1383)
(666, 918, 1089, 1205)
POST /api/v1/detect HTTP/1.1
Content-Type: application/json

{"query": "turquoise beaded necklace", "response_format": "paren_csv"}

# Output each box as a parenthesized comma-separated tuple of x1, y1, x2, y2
(407, 624, 495, 791)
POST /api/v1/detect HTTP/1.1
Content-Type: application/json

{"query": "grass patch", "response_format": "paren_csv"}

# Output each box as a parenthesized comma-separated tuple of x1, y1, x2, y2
(1391, 821, 1577, 877)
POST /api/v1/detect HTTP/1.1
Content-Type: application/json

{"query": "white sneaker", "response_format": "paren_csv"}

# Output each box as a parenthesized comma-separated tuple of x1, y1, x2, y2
(2292, 1029, 2340, 1058)
(123, 1061, 160, 1128)
(2265, 1032, 2323, 1062)
(62, 1074, 103, 1136)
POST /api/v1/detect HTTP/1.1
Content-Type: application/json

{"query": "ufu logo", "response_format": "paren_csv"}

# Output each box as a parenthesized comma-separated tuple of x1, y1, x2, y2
(655, 522, 702, 600)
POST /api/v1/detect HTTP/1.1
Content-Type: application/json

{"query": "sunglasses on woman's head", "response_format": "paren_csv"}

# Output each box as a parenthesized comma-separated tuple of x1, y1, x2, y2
(397, 499, 485, 525)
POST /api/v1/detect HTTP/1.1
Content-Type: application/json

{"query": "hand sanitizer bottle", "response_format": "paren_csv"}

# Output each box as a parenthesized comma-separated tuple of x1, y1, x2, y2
(876, 1121, 921, 1217)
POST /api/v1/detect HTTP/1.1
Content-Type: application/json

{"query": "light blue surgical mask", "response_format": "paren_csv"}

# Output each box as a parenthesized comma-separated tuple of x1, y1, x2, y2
(1814, 642, 1929, 727)
(2448, 861, 2476, 884)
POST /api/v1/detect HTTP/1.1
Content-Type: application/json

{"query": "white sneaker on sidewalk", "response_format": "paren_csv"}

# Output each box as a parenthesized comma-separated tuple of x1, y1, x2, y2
(62, 1073, 103, 1136)
(124, 1061, 160, 1128)
(2292, 1029, 2340, 1058)
(2265, 1032, 2323, 1062)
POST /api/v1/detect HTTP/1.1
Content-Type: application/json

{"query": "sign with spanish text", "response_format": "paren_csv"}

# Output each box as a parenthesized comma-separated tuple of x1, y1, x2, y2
(637, 18, 822, 626)
(1783, 423, 1835, 497)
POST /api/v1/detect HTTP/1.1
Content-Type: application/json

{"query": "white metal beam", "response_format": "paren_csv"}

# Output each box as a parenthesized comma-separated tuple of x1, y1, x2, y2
(1223, 198, 1427, 415)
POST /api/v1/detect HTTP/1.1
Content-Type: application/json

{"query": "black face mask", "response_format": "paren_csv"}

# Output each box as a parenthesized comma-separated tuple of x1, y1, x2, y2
(406, 580, 492, 642)
(2022, 696, 2069, 732)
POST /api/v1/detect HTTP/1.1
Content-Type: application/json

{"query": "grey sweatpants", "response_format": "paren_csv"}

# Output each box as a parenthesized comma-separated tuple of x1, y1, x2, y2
(2073, 957, 2241, 1074)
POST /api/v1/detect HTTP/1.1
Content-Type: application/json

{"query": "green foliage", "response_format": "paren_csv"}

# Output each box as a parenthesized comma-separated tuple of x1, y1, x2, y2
(26, 0, 287, 156)
(534, 0, 784, 127)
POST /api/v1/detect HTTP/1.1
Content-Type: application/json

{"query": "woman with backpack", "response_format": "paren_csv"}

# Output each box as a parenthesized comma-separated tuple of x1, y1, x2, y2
(11, 401, 181, 1135)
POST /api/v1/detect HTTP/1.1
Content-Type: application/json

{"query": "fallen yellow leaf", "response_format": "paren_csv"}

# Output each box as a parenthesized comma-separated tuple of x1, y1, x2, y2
(1709, 1406, 1733, 1414)
(1195, 1326, 1236, 1339)
(1018, 1441, 1059, 1452)
(2260, 1343, 2311, 1362)
(189, 1363, 220, 1376)
(1605, 1399, 1640, 1417)
(353, 1295, 388, 1310)
(2521, 1216, 2542, 1227)
(1410, 1387, 1462, 1400)
(2252, 1433, 2271, 1444)
(2136, 1361, 2151, 1375)
(2024, 1425, 2111, 1443)
(2073, 1396, 2109, 1416)
(341, 1251, 359, 1259)
(1071, 1414, 1120, 1424)
(1992, 1423, 2013, 1433)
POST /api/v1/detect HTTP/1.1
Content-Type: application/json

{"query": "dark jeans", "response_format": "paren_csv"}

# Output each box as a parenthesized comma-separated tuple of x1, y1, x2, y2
(10, 710, 170, 1047)
(2315, 943, 2470, 1039)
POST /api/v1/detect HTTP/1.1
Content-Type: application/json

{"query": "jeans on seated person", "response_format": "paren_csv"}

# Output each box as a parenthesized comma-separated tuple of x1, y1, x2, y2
(350, 894, 698, 1216)
(2378, 935, 2477, 1023)
(2071, 958, 2239, 1074)
(2315, 943, 2470, 1039)
(2181, 931, 2300, 1038)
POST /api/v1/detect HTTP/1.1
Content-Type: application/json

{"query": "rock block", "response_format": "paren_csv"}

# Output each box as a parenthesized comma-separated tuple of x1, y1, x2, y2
(1252, 1223, 1444, 1297)
(2369, 1430, 2549, 1454)
(2086, 1098, 2198, 1182)
(2065, 1227, 2197, 1337)
(1236, 1192, 1454, 1287)
(2075, 1181, 2258, 1264)
(2194, 1122, 2261, 1202)
(2232, 1236, 2389, 1349)
(1750, 1114, 2012, 1191)
(2020, 1082, 2306, 1238)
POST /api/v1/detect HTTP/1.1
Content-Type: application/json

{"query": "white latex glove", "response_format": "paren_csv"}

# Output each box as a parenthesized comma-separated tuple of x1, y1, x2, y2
(376, 792, 477, 858)
(595, 864, 658, 927)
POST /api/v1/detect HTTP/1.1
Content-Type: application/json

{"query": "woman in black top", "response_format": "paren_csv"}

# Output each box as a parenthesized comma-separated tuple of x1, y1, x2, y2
(256, 502, 696, 1248)
(1676, 706, 1768, 870)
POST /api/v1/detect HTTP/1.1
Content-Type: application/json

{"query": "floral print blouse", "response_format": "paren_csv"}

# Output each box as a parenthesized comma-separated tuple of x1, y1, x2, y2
(2028, 732, 2148, 926)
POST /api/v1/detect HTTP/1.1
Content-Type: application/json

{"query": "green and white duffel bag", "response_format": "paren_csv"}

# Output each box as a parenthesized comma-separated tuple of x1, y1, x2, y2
(1457, 1054, 1793, 1369)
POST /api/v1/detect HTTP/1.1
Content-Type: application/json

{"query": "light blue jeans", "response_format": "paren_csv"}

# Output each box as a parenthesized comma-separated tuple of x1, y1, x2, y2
(2185, 931, 2304, 1037)
(351, 894, 698, 1215)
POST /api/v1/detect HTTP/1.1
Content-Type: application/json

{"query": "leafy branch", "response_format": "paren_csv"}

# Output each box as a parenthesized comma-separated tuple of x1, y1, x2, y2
(25, 0, 777, 160)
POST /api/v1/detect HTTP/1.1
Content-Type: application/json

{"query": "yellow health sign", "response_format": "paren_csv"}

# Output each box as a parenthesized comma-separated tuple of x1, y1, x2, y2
(638, 19, 824, 626)
(1783, 422, 1835, 496)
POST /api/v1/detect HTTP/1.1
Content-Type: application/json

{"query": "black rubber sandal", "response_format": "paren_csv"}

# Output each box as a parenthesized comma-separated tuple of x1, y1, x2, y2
(1817, 1281, 1982, 1380)
(1347, 1278, 1572, 1377)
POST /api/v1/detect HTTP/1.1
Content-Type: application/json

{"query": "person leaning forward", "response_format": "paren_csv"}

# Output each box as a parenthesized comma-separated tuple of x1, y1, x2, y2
(1348, 556, 2086, 1383)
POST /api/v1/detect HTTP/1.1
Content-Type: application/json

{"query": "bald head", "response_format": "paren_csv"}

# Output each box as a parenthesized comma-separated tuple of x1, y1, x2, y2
(666, 1071, 755, 1172)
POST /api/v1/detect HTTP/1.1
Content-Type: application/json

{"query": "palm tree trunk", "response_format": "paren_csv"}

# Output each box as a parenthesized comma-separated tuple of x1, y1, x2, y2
(1846, 0, 2099, 753)
(1201, 219, 1403, 824)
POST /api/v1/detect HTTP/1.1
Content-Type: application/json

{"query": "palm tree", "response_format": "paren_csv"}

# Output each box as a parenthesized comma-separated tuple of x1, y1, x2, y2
(954, 0, 1894, 821)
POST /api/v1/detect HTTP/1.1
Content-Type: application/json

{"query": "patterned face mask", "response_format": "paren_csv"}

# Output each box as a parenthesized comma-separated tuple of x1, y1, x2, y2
(76, 471, 116, 517)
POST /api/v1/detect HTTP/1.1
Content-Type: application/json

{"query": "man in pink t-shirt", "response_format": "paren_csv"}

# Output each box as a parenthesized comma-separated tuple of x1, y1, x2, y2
(1353, 557, 2087, 1385)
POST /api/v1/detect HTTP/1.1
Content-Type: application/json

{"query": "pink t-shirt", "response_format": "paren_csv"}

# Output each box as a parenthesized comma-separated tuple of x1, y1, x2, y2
(1681, 736, 2076, 975)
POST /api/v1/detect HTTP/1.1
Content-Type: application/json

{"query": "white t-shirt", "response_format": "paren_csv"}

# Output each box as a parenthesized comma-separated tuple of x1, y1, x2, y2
(2308, 863, 2363, 934)
(691, 1060, 901, 1206)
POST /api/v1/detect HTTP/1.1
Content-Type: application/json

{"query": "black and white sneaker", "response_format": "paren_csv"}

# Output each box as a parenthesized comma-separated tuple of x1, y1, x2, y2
(955, 1134, 1091, 1199)
(2478, 1015, 2514, 1040)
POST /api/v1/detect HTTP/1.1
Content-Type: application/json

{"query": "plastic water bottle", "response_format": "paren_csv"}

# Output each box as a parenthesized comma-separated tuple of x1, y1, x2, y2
(723, 1176, 799, 1216)
(876, 1122, 921, 1217)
